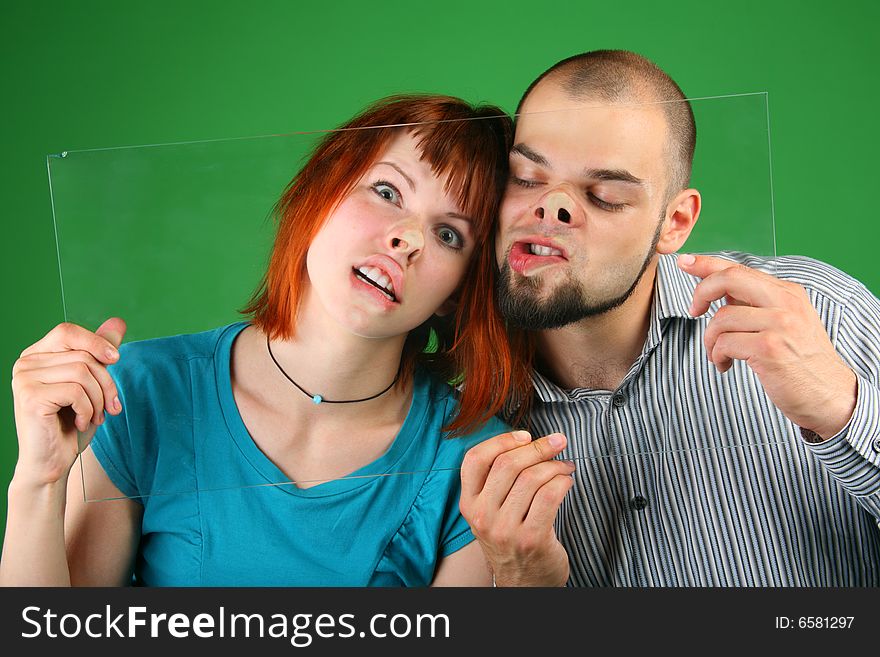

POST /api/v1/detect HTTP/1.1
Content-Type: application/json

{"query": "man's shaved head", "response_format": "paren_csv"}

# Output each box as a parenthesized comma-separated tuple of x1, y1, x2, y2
(516, 50, 696, 198)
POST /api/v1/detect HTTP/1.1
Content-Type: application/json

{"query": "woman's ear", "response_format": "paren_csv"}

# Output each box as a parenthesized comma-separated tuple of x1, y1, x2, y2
(434, 296, 458, 317)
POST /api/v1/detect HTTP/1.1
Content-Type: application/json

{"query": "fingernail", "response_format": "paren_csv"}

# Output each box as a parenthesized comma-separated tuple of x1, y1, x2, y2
(106, 347, 119, 361)
(678, 253, 695, 266)
(562, 459, 576, 468)
(548, 433, 565, 449)
(511, 430, 531, 443)
(113, 396, 121, 412)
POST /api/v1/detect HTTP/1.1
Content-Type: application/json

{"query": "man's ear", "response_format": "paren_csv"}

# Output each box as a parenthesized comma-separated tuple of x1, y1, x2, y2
(657, 188, 701, 254)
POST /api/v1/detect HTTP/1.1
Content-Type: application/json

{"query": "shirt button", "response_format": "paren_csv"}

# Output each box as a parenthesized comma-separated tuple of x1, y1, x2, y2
(612, 393, 627, 407)
(872, 437, 880, 453)
(630, 495, 648, 511)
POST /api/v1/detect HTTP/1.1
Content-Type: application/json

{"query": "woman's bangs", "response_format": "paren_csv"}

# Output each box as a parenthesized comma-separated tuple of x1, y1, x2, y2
(412, 120, 502, 242)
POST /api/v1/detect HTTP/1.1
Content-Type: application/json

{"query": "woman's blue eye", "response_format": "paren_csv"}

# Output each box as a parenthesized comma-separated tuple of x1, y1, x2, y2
(437, 226, 463, 249)
(373, 181, 401, 204)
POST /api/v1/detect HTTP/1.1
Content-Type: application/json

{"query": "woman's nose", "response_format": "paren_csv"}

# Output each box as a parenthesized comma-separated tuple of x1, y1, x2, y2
(389, 226, 424, 262)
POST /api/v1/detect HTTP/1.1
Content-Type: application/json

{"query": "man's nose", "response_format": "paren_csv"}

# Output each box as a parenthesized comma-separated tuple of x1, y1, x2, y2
(535, 191, 579, 225)
(389, 224, 424, 263)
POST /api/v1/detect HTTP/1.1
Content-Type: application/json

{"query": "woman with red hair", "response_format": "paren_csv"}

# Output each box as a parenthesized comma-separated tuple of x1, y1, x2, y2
(2, 95, 528, 586)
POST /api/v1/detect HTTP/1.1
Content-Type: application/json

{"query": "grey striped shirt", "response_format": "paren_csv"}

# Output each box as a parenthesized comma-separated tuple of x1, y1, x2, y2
(516, 252, 880, 586)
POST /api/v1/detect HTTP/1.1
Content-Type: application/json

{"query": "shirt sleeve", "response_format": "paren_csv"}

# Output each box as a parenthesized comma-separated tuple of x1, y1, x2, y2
(803, 275, 880, 518)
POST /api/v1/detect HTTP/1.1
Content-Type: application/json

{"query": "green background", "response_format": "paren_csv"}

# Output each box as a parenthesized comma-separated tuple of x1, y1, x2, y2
(2, 0, 878, 545)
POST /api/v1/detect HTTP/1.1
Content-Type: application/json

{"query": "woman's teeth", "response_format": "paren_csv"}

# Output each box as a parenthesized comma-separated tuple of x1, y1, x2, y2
(356, 266, 396, 300)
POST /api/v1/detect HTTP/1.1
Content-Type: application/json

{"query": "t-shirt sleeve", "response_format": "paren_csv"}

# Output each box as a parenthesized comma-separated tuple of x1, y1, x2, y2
(89, 410, 140, 500)
(87, 342, 162, 502)
(373, 404, 512, 585)
(435, 414, 512, 556)
(85, 344, 142, 499)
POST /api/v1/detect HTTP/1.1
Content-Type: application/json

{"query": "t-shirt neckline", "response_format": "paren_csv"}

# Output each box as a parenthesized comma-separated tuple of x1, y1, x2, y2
(215, 322, 429, 498)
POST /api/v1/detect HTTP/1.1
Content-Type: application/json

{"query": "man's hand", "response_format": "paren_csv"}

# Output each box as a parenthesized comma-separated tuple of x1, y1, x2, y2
(678, 254, 857, 439)
(460, 430, 575, 586)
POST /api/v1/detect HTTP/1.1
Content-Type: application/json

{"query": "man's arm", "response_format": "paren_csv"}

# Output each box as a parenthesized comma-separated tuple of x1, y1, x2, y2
(680, 253, 857, 438)
(679, 253, 880, 517)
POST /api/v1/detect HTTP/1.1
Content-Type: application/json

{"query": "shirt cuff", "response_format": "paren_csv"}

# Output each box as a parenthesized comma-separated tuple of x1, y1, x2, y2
(802, 373, 880, 497)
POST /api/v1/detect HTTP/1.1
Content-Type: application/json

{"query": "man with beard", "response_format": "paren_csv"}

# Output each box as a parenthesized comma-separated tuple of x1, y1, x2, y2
(460, 50, 880, 586)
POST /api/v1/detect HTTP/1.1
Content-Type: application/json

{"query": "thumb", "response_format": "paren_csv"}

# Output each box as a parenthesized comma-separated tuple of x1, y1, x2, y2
(95, 317, 127, 349)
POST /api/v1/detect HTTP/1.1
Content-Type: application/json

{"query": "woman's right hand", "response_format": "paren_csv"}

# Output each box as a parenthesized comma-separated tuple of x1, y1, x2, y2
(10, 317, 127, 487)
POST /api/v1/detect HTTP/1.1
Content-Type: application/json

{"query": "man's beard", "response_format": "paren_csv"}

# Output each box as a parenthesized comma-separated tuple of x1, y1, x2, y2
(496, 221, 662, 331)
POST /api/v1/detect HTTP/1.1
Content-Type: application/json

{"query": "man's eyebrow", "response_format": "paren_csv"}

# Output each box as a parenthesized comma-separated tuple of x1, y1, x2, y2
(584, 168, 645, 186)
(510, 143, 550, 167)
(376, 161, 416, 191)
(512, 146, 644, 187)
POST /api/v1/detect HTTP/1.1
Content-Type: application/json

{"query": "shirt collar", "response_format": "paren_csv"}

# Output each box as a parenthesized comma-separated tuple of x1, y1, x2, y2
(655, 252, 700, 322)
(530, 253, 701, 403)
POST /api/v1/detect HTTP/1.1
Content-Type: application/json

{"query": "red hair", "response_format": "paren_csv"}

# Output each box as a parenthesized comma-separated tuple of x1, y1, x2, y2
(243, 95, 530, 435)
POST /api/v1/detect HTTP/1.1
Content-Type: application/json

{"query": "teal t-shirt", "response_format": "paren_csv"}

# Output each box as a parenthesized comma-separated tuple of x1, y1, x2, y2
(90, 322, 509, 586)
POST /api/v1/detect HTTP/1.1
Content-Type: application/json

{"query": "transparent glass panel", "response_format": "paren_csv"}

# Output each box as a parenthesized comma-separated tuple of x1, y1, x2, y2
(666, 93, 779, 465)
(49, 134, 312, 342)
(47, 93, 775, 501)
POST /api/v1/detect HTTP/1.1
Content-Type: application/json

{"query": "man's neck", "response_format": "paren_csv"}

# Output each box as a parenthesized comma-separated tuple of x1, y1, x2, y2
(535, 263, 657, 392)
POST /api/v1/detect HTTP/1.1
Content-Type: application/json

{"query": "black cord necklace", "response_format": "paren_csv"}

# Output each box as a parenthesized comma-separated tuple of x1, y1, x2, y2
(266, 335, 401, 405)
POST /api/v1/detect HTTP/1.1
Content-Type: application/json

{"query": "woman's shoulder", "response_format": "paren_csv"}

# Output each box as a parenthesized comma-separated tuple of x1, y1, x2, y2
(114, 322, 243, 366)
(109, 321, 247, 388)
(90, 322, 248, 492)
(118, 322, 245, 359)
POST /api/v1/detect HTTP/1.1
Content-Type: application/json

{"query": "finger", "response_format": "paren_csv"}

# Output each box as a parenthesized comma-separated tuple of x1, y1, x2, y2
(16, 350, 122, 415)
(477, 433, 568, 511)
(703, 305, 780, 366)
(523, 473, 575, 533)
(460, 430, 533, 500)
(499, 459, 577, 523)
(721, 294, 751, 307)
(710, 331, 770, 373)
(95, 317, 127, 350)
(21, 321, 123, 365)
(688, 265, 785, 316)
(39, 381, 95, 433)
(29, 362, 107, 426)
(677, 253, 739, 278)
(678, 254, 786, 314)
